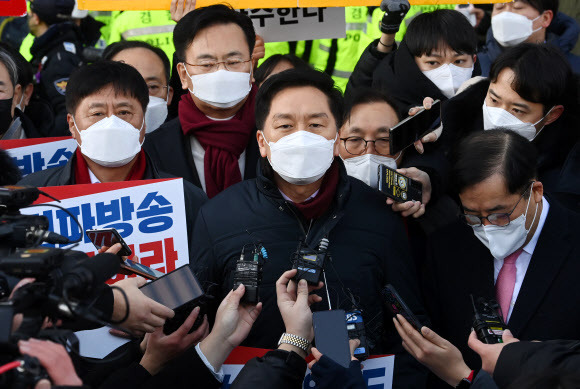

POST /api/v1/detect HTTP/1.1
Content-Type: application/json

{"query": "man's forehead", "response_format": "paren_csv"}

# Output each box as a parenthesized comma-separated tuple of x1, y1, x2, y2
(188, 23, 250, 56)
(80, 87, 140, 107)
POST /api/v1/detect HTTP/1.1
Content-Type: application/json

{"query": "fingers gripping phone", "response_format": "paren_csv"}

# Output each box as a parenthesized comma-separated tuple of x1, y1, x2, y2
(377, 164, 423, 203)
(389, 100, 441, 154)
(382, 284, 423, 331)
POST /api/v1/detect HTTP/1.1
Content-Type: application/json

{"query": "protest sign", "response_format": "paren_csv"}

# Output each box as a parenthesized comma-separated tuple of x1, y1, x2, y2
(0, 0, 26, 16)
(20, 178, 190, 283)
(1, 137, 77, 178)
(220, 346, 395, 388)
(241, 7, 345, 42)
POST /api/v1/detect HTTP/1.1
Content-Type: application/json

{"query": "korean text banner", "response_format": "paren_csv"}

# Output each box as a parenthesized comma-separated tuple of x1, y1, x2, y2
(19, 178, 189, 283)
(221, 347, 395, 388)
(1, 137, 77, 178)
(78, 0, 505, 11)
(0, 0, 26, 16)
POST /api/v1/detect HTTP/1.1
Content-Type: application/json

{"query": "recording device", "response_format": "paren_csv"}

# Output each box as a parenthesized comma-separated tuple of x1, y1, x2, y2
(140, 265, 207, 335)
(382, 284, 423, 331)
(87, 228, 132, 257)
(471, 295, 507, 344)
(389, 99, 441, 154)
(291, 238, 329, 285)
(378, 164, 423, 203)
(232, 244, 267, 304)
(346, 309, 369, 361)
(313, 310, 352, 368)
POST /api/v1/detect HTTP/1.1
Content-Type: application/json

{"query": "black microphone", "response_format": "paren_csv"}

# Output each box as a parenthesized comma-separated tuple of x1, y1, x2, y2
(63, 253, 120, 297)
(29, 230, 70, 245)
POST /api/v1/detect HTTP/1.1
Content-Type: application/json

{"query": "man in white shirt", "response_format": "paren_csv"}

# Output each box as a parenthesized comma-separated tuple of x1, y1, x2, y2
(421, 128, 580, 388)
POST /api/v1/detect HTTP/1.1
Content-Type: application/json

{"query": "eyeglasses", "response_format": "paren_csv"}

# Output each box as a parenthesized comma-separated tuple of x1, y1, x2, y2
(183, 58, 253, 74)
(340, 136, 391, 156)
(460, 183, 534, 227)
(147, 83, 169, 98)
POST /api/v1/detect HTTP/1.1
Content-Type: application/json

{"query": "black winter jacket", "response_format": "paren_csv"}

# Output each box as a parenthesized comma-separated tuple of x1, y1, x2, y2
(143, 117, 261, 191)
(191, 158, 429, 388)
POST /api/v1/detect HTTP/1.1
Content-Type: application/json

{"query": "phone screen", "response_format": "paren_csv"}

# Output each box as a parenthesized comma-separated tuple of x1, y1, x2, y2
(139, 266, 203, 310)
(389, 100, 441, 154)
(87, 230, 120, 250)
(313, 310, 351, 368)
(122, 259, 164, 279)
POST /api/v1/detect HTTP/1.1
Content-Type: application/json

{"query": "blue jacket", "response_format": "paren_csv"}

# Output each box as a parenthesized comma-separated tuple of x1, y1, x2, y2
(477, 12, 580, 76)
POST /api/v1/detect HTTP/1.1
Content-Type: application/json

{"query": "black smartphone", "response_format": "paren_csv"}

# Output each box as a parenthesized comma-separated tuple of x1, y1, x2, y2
(86, 228, 132, 257)
(313, 310, 352, 368)
(389, 99, 441, 154)
(377, 164, 423, 203)
(139, 265, 205, 335)
(120, 259, 164, 280)
(382, 284, 423, 331)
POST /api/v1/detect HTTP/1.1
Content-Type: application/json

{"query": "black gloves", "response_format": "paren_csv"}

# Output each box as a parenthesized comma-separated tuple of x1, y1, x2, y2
(380, 0, 411, 34)
(311, 355, 367, 389)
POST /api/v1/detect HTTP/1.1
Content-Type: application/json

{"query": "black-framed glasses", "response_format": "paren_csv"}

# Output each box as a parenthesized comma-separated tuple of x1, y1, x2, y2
(340, 136, 391, 156)
(460, 182, 534, 227)
(183, 58, 253, 74)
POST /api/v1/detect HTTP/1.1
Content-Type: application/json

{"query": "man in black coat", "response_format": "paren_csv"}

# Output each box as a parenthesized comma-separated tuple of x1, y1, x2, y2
(440, 44, 580, 210)
(28, 0, 84, 136)
(423, 130, 580, 388)
(191, 68, 428, 388)
(144, 5, 260, 198)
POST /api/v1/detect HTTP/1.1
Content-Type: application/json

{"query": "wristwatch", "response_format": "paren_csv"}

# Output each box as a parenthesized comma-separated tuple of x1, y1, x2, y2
(277, 333, 310, 353)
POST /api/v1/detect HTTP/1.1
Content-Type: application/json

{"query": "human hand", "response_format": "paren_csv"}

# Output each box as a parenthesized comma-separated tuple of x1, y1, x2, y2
(252, 35, 265, 69)
(140, 307, 209, 375)
(10, 278, 35, 333)
(380, 0, 410, 34)
(18, 339, 83, 386)
(408, 97, 442, 154)
(308, 339, 360, 370)
(468, 330, 519, 375)
(386, 167, 432, 218)
(170, 0, 196, 22)
(111, 277, 174, 336)
(276, 269, 323, 343)
(394, 314, 471, 387)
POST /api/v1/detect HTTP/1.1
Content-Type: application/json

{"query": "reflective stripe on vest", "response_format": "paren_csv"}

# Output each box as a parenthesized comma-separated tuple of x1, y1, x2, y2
(319, 44, 331, 52)
(345, 22, 367, 34)
(121, 25, 175, 39)
(332, 69, 352, 79)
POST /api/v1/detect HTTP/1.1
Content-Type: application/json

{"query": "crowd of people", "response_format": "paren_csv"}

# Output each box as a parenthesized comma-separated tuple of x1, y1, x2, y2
(1, 0, 580, 388)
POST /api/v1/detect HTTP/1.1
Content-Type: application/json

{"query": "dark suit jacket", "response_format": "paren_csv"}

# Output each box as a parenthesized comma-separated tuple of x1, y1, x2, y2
(423, 197, 580, 386)
(143, 117, 261, 191)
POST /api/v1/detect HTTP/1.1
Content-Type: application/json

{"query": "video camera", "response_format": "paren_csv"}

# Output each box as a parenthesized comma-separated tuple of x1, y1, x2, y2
(0, 186, 121, 388)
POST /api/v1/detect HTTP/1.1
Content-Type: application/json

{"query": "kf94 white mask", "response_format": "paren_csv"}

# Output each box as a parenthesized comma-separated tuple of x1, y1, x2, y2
(263, 130, 336, 185)
(492, 12, 542, 47)
(482, 101, 553, 141)
(422, 63, 474, 98)
(342, 153, 401, 189)
(74, 115, 143, 167)
(185, 67, 252, 109)
(145, 95, 168, 134)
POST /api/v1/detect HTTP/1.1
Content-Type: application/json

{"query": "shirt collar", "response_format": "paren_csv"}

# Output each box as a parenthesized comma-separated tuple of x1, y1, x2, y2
(88, 168, 101, 184)
(522, 196, 549, 256)
(279, 189, 319, 203)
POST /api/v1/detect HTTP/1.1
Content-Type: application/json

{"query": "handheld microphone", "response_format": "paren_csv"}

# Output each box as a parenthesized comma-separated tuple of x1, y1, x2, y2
(63, 253, 120, 297)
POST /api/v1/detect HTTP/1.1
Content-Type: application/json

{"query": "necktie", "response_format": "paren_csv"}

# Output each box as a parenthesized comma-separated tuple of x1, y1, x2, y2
(496, 249, 522, 323)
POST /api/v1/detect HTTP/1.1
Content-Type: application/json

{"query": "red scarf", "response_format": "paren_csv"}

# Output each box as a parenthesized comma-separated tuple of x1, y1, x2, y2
(73, 148, 147, 184)
(179, 87, 257, 198)
(292, 160, 340, 220)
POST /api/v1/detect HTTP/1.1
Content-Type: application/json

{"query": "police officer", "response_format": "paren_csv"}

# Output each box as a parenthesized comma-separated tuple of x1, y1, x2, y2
(28, 0, 83, 137)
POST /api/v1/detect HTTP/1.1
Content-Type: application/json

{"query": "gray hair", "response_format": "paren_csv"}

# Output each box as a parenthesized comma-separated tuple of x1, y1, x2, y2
(0, 48, 18, 90)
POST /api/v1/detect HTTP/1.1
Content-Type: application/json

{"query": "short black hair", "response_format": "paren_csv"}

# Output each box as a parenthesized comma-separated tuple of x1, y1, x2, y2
(173, 4, 255, 63)
(254, 54, 310, 86)
(452, 129, 538, 196)
(66, 61, 149, 116)
(405, 9, 477, 57)
(255, 68, 344, 131)
(343, 88, 402, 124)
(490, 43, 574, 114)
(514, 0, 559, 14)
(0, 43, 33, 88)
(102, 41, 171, 85)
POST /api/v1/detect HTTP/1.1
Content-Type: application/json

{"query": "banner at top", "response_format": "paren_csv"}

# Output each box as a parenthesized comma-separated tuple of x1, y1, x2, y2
(77, 0, 505, 11)
(0, 0, 27, 16)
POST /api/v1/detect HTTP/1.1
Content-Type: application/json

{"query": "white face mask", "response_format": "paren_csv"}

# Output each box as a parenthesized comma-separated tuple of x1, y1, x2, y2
(471, 185, 539, 259)
(145, 95, 168, 134)
(16, 94, 25, 113)
(422, 63, 474, 98)
(74, 115, 143, 168)
(342, 152, 401, 189)
(482, 101, 552, 141)
(492, 12, 542, 47)
(262, 130, 336, 185)
(185, 67, 252, 109)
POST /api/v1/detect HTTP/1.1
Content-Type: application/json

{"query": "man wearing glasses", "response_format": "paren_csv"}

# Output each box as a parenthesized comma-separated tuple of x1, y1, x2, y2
(144, 5, 260, 198)
(421, 128, 580, 388)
